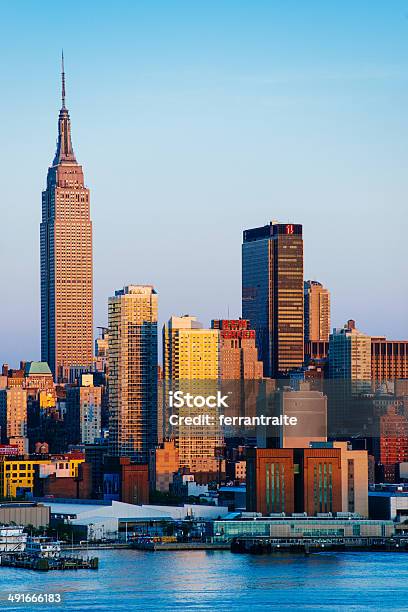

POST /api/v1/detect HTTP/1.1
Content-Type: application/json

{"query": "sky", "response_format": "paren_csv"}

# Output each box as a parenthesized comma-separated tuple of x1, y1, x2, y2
(0, 0, 407, 366)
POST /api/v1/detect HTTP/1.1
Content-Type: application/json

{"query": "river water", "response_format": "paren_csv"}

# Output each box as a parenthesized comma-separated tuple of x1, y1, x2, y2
(1, 549, 407, 611)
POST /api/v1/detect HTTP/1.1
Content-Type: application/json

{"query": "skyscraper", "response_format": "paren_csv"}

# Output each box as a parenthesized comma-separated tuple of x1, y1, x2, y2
(211, 319, 263, 441)
(40, 54, 93, 382)
(371, 337, 408, 383)
(108, 285, 158, 462)
(242, 222, 304, 377)
(329, 320, 371, 381)
(327, 321, 372, 439)
(163, 315, 222, 473)
(211, 319, 263, 379)
(163, 316, 219, 381)
(304, 280, 330, 343)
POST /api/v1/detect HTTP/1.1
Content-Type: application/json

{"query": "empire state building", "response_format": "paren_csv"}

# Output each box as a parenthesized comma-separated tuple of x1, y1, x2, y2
(41, 55, 93, 382)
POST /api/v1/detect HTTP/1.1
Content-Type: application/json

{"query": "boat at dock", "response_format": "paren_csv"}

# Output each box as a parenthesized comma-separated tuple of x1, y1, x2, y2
(0, 525, 27, 552)
(0, 529, 99, 571)
(25, 536, 61, 558)
(131, 537, 229, 551)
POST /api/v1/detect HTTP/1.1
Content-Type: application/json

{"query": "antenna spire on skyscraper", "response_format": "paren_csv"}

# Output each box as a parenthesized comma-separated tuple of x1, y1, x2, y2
(53, 48, 76, 165)
(61, 49, 66, 108)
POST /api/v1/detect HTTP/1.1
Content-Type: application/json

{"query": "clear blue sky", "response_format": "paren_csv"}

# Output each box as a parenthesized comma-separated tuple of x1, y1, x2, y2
(0, 1, 407, 366)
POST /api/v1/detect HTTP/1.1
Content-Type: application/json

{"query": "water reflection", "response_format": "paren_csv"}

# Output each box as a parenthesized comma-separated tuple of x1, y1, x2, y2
(0, 550, 407, 611)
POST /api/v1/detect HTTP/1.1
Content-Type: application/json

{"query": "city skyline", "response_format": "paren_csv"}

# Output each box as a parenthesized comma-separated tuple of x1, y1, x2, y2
(1, 2, 408, 366)
(1, 6, 408, 609)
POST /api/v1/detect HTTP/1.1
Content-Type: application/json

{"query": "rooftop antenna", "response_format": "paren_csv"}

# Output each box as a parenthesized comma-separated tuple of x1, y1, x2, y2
(61, 49, 66, 108)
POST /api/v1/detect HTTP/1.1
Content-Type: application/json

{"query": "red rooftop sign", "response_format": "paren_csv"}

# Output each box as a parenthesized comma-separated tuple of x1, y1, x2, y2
(0, 445, 19, 456)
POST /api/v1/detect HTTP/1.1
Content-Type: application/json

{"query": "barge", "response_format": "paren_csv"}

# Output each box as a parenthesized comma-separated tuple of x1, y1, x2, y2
(0, 531, 99, 571)
(0, 552, 98, 571)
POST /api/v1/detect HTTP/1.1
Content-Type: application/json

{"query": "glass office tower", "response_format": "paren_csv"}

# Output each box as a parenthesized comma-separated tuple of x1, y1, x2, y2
(242, 222, 304, 378)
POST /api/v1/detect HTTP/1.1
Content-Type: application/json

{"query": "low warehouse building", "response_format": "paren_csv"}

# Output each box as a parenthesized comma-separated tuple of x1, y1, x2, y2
(0, 502, 50, 528)
(211, 514, 395, 541)
(42, 499, 229, 541)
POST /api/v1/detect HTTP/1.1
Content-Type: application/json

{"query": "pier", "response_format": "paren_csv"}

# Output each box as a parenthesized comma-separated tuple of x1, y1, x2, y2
(0, 552, 99, 571)
(131, 541, 230, 551)
(230, 536, 408, 555)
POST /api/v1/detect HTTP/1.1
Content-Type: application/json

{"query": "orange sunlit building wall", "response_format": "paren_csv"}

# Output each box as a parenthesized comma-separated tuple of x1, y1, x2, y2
(246, 447, 343, 516)
(211, 319, 263, 379)
(371, 338, 408, 383)
(246, 448, 295, 514)
(380, 405, 408, 482)
(299, 448, 342, 516)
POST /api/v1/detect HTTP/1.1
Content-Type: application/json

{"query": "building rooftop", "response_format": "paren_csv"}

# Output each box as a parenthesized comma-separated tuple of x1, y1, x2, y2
(42, 500, 229, 521)
(215, 515, 393, 524)
(0, 502, 46, 508)
(369, 491, 408, 498)
(25, 361, 52, 376)
(45, 502, 109, 517)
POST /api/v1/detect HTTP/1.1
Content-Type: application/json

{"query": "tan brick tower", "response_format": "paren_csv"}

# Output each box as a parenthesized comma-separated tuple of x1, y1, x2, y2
(40, 54, 93, 382)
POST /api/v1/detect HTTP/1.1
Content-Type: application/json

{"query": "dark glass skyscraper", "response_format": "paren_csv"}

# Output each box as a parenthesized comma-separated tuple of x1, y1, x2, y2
(242, 222, 304, 377)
